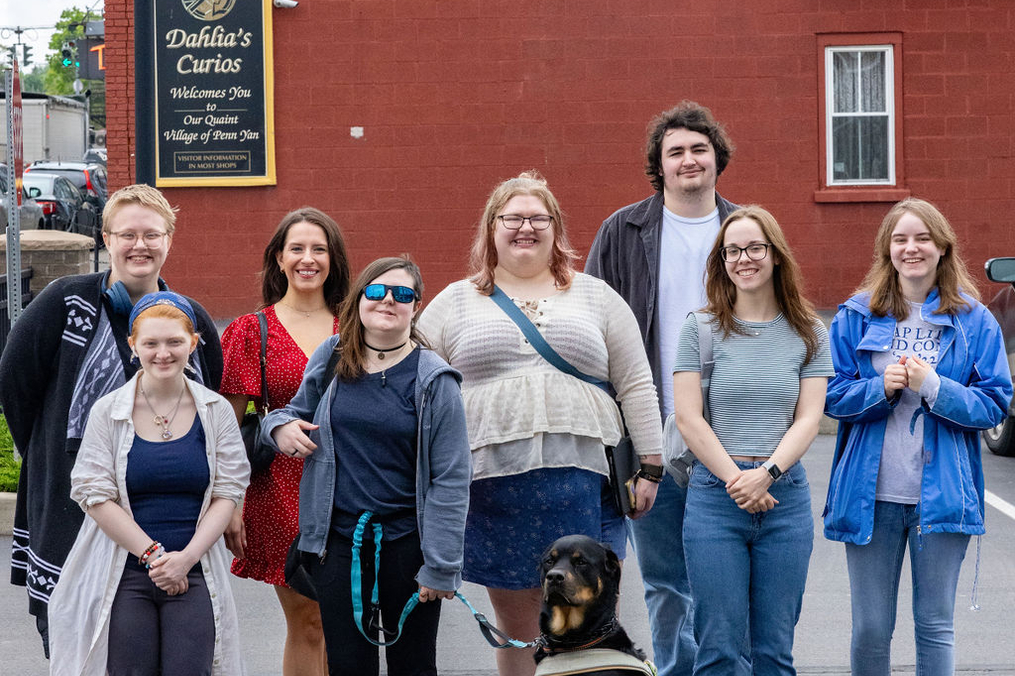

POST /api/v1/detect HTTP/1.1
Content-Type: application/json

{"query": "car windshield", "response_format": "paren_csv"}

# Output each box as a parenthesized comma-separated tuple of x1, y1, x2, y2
(23, 175, 54, 192)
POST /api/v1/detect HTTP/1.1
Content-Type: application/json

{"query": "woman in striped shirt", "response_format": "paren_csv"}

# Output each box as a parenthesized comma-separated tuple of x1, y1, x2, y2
(672, 205, 833, 676)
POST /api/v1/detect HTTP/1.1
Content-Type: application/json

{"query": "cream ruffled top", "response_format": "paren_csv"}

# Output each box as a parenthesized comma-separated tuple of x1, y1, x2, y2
(418, 273, 662, 481)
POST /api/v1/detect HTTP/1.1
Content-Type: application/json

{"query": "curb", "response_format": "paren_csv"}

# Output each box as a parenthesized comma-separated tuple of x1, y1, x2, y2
(0, 492, 14, 536)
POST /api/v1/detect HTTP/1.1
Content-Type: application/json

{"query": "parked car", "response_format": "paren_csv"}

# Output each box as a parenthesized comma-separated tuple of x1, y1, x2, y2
(983, 257, 1015, 456)
(21, 172, 100, 239)
(25, 161, 108, 217)
(0, 166, 46, 231)
(83, 147, 107, 165)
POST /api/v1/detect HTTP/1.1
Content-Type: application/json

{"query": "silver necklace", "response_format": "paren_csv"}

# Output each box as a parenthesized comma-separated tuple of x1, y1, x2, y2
(139, 378, 187, 440)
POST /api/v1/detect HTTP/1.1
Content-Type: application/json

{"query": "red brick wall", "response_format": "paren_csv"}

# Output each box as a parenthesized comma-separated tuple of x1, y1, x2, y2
(104, 0, 1015, 319)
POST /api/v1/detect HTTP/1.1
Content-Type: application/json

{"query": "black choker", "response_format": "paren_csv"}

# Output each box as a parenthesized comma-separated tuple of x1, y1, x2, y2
(364, 340, 407, 360)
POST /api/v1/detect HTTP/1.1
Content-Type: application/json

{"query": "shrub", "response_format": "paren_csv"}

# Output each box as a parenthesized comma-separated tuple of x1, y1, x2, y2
(0, 415, 21, 493)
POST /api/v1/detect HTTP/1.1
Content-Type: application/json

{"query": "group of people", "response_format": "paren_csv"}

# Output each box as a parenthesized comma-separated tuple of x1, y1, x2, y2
(0, 99, 1009, 676)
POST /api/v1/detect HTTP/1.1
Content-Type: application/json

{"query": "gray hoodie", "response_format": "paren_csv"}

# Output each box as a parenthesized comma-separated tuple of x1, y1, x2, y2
(262, 335, 472, 591)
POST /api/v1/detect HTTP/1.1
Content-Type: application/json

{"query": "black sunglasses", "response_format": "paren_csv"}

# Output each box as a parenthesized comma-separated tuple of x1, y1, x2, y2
(362, 284, 418, 304)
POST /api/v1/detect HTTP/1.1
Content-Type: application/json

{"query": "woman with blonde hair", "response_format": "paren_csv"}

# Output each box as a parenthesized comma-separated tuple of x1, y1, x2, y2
(824, 198, 1011, 675)
(419, 171, 663, 676)
(674, 205, 833, 675)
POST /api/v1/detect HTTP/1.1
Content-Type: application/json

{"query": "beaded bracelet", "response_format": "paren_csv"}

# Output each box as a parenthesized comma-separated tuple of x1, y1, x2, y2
(139, 541, 163, 567)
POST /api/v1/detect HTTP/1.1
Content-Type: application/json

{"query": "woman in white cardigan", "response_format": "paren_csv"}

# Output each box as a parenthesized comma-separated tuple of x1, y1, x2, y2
(48, 292, 250, 676)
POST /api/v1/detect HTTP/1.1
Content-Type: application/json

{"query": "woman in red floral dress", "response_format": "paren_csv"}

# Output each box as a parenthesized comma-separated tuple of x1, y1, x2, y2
(220, 207, 350, 676)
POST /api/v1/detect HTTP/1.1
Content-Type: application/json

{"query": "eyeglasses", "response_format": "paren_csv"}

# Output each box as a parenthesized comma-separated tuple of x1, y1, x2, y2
(363, 284, 418, 304)
(109, 231, 168, 248)
(721, 243, 771, 263)
(497, 214, 554, 230)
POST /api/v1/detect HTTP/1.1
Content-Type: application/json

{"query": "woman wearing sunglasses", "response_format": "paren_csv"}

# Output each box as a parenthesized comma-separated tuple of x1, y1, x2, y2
(418, 171, 662, 676)
(262, 256, 471, 676)
(218, 207, 350, 676)
(672, 206, 833, 675)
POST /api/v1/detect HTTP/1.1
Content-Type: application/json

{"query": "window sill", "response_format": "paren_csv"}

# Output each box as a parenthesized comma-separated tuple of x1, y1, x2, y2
(813, 187, 910, 203)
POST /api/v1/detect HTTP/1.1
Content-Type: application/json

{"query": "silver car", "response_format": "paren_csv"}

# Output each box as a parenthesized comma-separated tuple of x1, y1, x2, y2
(0, 165, 46, 231)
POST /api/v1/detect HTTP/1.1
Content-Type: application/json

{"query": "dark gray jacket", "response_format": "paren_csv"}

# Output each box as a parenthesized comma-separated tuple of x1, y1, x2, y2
(584, 191, 739, 413)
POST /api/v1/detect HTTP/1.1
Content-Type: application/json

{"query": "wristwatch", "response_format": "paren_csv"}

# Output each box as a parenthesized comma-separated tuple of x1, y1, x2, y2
(762, 459, 782, 482)
(636, 463, 664, 483)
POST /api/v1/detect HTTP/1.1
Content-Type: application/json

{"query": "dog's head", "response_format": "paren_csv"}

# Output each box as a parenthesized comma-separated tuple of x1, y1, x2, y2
(538, 534, 620, 640)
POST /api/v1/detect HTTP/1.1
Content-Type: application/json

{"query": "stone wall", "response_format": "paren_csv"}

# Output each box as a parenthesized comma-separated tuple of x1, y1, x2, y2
(0, 231, 95, 297)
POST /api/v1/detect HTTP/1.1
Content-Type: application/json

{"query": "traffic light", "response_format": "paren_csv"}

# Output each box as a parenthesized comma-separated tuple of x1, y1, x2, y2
(61, 41, 79, 68)
(22, 44, 31, 66)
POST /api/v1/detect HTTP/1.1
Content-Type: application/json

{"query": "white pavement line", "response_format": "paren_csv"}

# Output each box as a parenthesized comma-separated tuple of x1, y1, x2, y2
(985, 490, 1015, 522)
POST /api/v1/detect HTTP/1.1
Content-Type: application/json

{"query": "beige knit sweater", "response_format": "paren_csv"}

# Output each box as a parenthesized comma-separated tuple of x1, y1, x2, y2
(418, 273, 662, 480)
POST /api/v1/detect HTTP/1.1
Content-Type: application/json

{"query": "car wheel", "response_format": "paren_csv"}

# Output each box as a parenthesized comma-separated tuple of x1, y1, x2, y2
(983, 415, 1015, 457)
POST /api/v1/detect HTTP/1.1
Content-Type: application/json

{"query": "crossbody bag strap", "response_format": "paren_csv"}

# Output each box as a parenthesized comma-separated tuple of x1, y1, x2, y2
(693, 312, 714, 422)
(489, 285, 609, 392)
(256, 311, 269, 413)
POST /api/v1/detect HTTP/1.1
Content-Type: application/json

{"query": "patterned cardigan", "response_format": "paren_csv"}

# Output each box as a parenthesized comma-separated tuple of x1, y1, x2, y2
(0, 271, 222, 621)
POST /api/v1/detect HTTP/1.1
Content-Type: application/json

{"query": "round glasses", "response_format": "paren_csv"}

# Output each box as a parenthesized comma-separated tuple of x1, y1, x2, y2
(497, 214, 553, 231)
(721, 243, 771, 263)
(109, 231, 168, 249)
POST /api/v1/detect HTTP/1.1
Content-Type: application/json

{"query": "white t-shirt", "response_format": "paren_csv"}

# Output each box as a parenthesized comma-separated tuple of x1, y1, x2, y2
(657, 205, 721, 416)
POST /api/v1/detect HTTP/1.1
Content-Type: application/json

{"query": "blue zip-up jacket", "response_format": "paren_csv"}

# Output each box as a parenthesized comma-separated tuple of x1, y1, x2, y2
(261, 336, 472, 591)
(823, 290, 1012, 544)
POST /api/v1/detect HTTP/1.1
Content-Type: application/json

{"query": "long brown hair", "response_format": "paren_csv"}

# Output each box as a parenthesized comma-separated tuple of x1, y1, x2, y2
(334, 256, 428, 381)
(467, 171, 579, 295)
(858, 197, 979, 319)
(704, 205, 821, 363)
(260, 207, 351, 316)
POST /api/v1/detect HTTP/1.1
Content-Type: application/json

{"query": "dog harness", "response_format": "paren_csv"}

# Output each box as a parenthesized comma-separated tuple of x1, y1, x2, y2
(534, 648, 658, 676)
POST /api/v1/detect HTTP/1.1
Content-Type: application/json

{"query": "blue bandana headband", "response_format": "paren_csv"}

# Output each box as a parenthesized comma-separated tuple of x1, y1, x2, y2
(129, 291, 198, 333)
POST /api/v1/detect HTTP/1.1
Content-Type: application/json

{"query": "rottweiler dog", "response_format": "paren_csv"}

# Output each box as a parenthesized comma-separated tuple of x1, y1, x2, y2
(534, 535, 646, 674)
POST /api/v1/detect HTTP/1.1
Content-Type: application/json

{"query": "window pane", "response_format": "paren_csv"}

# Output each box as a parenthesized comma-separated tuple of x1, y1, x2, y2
(833, 51, 858, 113)
(861, 51, 886, 112)
(860, 116, 889, 180)
(832, 117, 859, 180)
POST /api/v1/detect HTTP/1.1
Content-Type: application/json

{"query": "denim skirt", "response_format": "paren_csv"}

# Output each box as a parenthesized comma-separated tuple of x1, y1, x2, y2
(463, 466, 626, 590)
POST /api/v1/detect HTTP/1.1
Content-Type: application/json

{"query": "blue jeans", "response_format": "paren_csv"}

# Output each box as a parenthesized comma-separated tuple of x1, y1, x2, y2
(845, 501, 970, 676)
(626, 475, 695, 676)
(683, 460, 813, 676)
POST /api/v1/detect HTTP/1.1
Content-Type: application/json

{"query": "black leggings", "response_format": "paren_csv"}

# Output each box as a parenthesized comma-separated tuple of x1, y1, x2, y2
(107, 565, 215, 676)
(313, 529, 441, 676)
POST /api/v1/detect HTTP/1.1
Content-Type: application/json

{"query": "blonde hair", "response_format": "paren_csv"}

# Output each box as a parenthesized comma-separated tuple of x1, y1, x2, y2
(467, 171, 579, 295)
(858, 198, 979, 319)
(704, 205, 822, 363)
(103, 184, 178, 235)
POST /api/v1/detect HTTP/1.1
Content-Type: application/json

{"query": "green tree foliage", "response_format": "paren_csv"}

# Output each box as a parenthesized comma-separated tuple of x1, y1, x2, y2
(40, 7, 105, 128)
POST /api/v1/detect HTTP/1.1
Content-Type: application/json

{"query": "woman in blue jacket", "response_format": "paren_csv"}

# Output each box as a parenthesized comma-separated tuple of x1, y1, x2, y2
(824, 198, 1012, 676)
(262, 256, 472, 676)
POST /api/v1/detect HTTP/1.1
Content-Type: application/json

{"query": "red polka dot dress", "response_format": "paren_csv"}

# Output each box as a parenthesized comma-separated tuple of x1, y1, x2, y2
(219, 305, 339, 586)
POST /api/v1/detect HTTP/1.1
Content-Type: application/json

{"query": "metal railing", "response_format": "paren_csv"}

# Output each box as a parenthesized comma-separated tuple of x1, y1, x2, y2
(0, 267, 33, 355)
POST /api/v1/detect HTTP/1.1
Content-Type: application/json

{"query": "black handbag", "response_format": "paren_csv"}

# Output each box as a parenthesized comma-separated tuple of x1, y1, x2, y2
(239, 312, 275, 475)
(284, 535, 318, 601)
(488, 286, 641, 516)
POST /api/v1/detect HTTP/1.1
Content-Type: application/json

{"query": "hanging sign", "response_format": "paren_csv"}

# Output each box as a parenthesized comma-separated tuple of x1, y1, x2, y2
(153, 0, 276, 186)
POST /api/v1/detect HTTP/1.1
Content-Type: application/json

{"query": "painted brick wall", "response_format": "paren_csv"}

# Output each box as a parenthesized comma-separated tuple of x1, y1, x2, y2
(104, 0, 1015, 319)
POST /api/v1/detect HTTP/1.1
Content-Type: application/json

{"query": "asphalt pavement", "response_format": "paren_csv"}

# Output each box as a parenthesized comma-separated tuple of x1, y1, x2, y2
(3, 433, 1015, 675)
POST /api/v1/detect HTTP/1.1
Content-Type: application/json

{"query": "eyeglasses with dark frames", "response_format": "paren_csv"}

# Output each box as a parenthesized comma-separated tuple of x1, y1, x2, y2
(721, 243, 771, 263)
(497, 214, 554, 231)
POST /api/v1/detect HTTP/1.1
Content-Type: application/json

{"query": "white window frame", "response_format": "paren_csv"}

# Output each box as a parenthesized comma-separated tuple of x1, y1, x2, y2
(825, 45, 895, 186)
